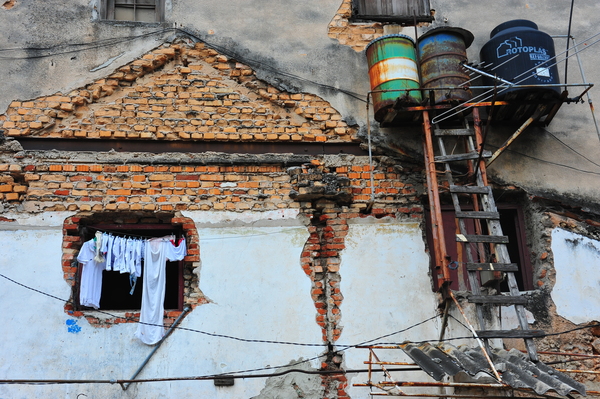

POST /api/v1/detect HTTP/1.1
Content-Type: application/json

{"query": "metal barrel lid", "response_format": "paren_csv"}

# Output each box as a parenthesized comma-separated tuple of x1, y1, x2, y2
(417, 26, 475, 49)
(365, 33, 416, 52)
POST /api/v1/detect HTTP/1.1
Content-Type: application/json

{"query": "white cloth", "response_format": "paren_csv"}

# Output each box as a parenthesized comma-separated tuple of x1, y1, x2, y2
(102, 233, 115, 271)
(77, 239, 106, 309)
(135, 237, 186, 345)
(112, 236, 126, 272)
(133, 239, 144, 278)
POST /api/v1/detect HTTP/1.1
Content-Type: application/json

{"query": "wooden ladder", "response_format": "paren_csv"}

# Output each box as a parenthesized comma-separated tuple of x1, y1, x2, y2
(423, 107, 542, 362)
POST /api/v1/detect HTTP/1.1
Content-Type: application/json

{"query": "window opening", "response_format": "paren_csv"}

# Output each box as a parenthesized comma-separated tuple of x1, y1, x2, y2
(426, 205, 533, 292)
(77, 223, 184, 311)
(352, 0, 433, 23)
(101, 0, 164, 22)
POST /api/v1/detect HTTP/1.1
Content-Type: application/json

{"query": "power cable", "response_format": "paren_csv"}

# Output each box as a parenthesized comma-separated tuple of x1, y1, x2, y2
(0, 271, 437, 349)
(3, 270, 600, 387)
(541, 128, 600, 169)
(485, 143, 600, 175)
(0, 27, 367, 103)
(0, 29, 177, 60)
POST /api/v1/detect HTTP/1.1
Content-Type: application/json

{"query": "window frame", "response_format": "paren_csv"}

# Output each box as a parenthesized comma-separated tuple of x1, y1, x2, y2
(425, 204, 533, 292)
(75, 223, 184, 312)
(352, 0, 433, 24)
(100, 0, 165, 23)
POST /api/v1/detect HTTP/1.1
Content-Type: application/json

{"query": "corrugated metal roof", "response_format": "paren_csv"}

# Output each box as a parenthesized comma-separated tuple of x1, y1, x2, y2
(399, 342, 587, 397)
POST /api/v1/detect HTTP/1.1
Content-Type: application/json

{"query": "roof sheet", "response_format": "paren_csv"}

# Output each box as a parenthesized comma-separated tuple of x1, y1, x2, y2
(399, 342, 587, 397)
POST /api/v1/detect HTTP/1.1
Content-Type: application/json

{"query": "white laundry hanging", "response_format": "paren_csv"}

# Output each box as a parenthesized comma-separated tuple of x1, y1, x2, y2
(78, 231, 186, 344)
(77, 238, 106, 309)
(134, 236, 187, 345)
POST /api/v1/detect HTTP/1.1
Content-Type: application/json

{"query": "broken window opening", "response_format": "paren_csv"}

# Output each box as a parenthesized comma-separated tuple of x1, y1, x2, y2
(75, 220, 184, 312)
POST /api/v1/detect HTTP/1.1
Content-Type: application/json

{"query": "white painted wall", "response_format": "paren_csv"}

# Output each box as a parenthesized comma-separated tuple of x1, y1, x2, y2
(551, 228, 600, 324)
(0, 211, 322, 398)
(337, 220, 442, 398)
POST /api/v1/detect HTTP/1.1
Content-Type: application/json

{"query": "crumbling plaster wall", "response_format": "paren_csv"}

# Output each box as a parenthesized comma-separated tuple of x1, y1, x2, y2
(0, 210, 325, 398)
(513, 205, 600, 389)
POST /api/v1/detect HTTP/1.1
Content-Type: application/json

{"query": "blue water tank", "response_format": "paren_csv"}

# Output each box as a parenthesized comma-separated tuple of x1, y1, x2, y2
(480, 20, 560, 100)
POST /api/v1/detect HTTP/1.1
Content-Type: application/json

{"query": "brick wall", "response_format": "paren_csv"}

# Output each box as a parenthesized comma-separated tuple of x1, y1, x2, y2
(328, 0, 383, 51)
(1, 42, 358, 143)
(290, 162, 423, 398)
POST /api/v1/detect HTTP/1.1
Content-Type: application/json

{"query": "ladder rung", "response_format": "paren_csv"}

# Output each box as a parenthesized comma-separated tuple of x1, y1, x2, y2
(433, 128, 474, 136)
(435, 151, 492, 163)
(475, 329, 546, 339)
(449, 185, 491, 195)
(456, 211, 500, 219)
(456, 234, 509, 243)
(466, 263, 519, 272)
(468, 295, 528, 305)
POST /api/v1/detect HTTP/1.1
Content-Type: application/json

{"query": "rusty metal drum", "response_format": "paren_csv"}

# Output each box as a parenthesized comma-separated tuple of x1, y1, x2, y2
(417, 27, 474, 105)
(365, 34, 421, 122)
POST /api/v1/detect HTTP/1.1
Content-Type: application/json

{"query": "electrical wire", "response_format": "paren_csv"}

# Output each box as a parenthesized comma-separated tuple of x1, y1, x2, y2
(0, 29, 177, 60)
(541, 128, 600, 169)
(5, 268, 600, 346)
(3, 269, 600, 387)
(0, 27, 368, 103)
(0, 271, 436, 349)
(485, 143, 600, 175)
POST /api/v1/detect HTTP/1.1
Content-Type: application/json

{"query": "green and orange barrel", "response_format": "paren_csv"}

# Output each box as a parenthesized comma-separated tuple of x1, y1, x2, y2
(365, 34, 421, 122)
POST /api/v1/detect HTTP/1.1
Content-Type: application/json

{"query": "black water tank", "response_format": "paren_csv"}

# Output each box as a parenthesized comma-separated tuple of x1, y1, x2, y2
(480, 20, 560, 100)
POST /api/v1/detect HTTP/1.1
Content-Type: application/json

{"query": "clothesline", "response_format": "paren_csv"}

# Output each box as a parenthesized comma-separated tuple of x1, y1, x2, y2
(86, 225, 182, 240)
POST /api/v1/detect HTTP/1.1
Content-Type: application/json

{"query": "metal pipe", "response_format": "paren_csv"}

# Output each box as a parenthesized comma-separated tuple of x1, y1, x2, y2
(368, 393, 543, 399)
(422, 110, 451, 286)
(122, 306, 192, 390)
(364, 361, 418, 366)
(355, 381, 505, 389)
(365, 92, 376, 207)
(555, 369, 600, 375)
(486, 106, 545, 167)
(530, 350, 600, 358)
(571, 37, 600, 142)
(370, 83, 592, 94)
(462, 64, 514, 86)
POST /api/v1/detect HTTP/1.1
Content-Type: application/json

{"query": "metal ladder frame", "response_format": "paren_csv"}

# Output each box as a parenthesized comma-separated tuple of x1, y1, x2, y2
(423, 107, 540, 362)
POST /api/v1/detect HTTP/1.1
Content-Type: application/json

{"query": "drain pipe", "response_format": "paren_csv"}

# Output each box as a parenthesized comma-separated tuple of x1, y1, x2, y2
(365, 92, 376, 212)
(122, 306, 192, 390)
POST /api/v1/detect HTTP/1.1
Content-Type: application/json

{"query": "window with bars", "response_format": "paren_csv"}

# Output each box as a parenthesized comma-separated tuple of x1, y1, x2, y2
(352, 0, 433, 23)
(101, 0, 164, 23)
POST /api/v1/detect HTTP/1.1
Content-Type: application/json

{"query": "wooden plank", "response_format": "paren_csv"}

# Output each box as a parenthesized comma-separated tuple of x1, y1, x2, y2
(435, 151, 492, 162)
(456, 234, 509, 243)
(468, 295, 528, 305)
(466, 263, 519, 272)
(433, 128, 473, 136)
(449, 185, 491, 194)
(456, 211, 500, 219)
(476, 329, 546, 339)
